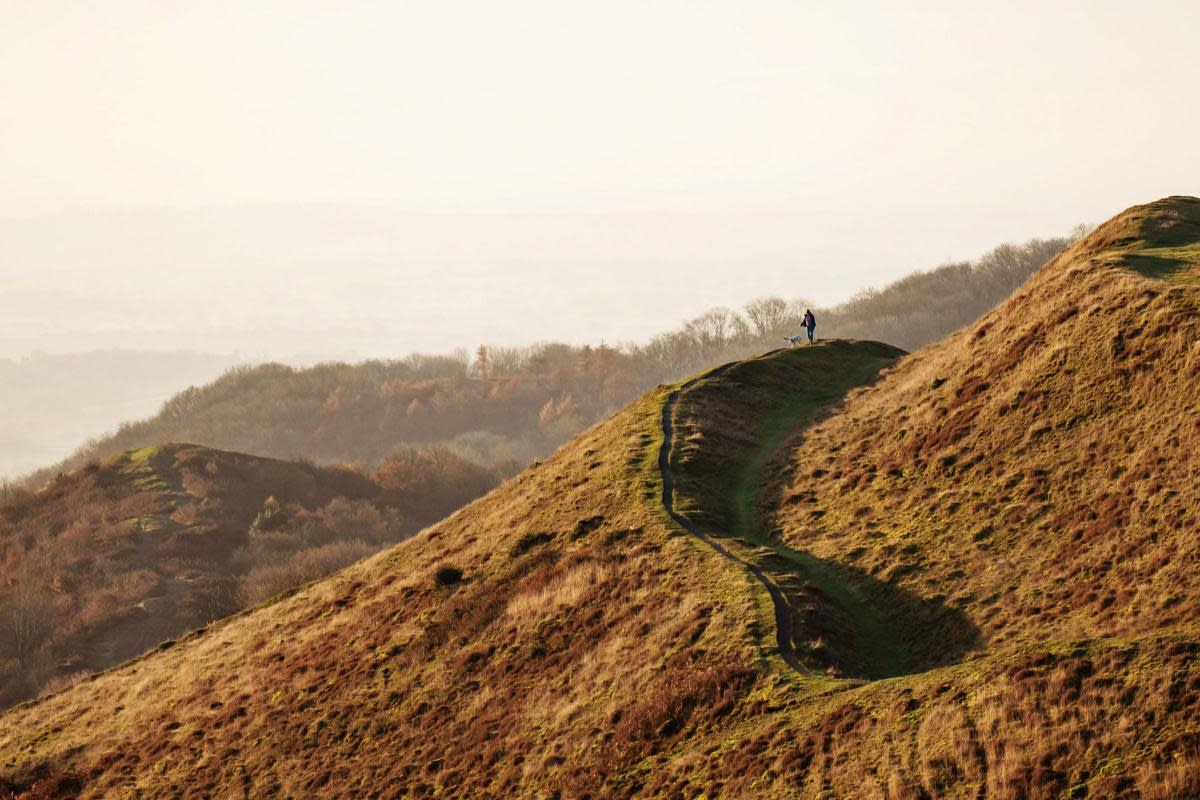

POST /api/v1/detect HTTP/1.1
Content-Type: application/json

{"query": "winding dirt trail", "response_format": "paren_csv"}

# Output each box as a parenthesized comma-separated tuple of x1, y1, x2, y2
(657, 364, 809, 675)
(656, 345, 951, 682)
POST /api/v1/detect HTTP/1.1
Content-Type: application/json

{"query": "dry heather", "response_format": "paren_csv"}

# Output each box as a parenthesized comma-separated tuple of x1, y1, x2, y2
(2, 197, 1200, 799)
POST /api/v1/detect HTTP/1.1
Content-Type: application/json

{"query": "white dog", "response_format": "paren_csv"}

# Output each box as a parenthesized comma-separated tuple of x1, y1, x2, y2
(784, 335, 805, 347)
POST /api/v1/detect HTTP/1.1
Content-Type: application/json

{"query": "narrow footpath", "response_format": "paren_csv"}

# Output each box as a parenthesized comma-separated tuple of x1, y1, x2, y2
(657, 345, 920, 681)
(657, 363, 809, 675)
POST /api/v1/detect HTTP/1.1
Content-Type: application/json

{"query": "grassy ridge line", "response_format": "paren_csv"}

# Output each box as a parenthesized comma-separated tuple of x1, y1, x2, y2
(669, 342, 949, 679)
(721, 347, 910, 679)
(658, 361, 813, 677)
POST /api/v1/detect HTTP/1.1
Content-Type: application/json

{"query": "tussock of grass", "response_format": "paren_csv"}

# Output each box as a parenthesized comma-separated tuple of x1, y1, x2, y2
(504, 560, 612, 623)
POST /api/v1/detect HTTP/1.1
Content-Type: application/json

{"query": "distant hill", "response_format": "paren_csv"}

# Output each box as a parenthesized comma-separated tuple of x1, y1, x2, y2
(1, 199, 1195, 798)
(0, 350, 237, 480)
(0, 443, 498, 708)
(23, 232, 1071, 487)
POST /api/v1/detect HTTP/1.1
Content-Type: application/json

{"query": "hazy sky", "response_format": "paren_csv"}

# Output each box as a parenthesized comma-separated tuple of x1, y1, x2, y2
(3, 0, 1199, 359)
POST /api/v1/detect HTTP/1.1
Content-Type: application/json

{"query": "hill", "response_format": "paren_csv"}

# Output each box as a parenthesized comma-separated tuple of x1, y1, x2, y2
(1, 198, 1195, 798)
(0, 350, 237, 480)
(20, 232, 1070, 488)
(770, 196, 1200, 653)
(0, 444, 498, 708)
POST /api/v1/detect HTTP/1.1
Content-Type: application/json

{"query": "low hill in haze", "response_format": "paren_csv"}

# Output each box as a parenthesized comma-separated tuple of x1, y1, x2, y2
(0, 350, 237, 479)
(22, 232, 1070, 488)
(0, 444, 499, 708)
(0, 197, 1196, 798)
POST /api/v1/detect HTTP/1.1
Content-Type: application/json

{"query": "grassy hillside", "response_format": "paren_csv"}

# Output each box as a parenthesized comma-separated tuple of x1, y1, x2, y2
(0, 198, 1195, 799)
(666, 341, 979, 680)
(771, 197, 1200, 652)
(0, 444, 499, 708)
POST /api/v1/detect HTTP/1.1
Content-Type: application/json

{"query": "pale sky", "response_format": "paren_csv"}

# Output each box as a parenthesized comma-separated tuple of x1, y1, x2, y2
(2, 0, 1199, 359)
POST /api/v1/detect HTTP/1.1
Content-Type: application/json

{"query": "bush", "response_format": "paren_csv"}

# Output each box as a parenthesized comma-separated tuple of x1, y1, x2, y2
(317, 497, 391, 545)
(433, 564, 464, 587)
(237, 540, 376, 606)
(373, 447, 499, 523)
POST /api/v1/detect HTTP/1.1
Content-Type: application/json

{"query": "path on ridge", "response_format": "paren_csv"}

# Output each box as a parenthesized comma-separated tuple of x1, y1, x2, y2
(657, 347, 911, 680)
(658, 363, 809, 675)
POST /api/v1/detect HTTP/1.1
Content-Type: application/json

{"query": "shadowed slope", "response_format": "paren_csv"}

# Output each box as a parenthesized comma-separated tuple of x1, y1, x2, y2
(772, 196, 1200, 654)
(662, 341, 981, 679)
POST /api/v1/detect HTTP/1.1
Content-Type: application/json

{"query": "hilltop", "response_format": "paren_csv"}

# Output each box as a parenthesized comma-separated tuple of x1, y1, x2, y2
(771, 196, 1200, 651)
(0, 350, 236, 479)
(2, 197, 1198, 798)
(0, 444, 497, 708)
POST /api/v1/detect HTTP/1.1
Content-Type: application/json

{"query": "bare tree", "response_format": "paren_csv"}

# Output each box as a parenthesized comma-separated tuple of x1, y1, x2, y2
(730, 314, 752, 343)
(488, 346, 529, 376)
(744, 297, 790, 338)
(685, 308, 742, 361)
(3, 570, 55, 664)
(472, 345, 491, 378)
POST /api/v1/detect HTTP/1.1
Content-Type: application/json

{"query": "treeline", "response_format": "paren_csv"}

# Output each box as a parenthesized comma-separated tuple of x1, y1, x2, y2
(25, 232, 1074, 486)
(818, 237, 1079, 350)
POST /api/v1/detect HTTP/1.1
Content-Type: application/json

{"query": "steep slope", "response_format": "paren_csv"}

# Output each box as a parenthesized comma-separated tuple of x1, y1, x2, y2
(658, 341, 918, 677)
(0, 387, 771, 798)
(666, 341, 979, 680)
(2, 198, 1200, 799)
(770, 196, 1200, 652)
(0, 444, 495, 707)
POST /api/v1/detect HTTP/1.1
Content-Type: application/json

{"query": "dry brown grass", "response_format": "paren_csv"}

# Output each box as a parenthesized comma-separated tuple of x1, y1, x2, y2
(773, 197, 1200, 660)
(1138, 749, 1200, 800)
(2, 197, 1200, 798)
(915, 704, 982, 794)
(504, 559, 613, 623)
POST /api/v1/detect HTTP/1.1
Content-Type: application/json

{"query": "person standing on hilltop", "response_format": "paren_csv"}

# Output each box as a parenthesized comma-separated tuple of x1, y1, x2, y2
(803, 309, 817, 344)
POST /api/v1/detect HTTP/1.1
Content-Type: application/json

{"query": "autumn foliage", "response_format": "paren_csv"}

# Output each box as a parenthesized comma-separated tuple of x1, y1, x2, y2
(0, 443, 502, 708)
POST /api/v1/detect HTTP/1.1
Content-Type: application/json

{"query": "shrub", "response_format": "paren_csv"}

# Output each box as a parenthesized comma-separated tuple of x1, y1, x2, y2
(317, 497, 390, 545)
(237, 540, 375, 606)
(373, 446, 499, 524)
(433, 564, 464, 587)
